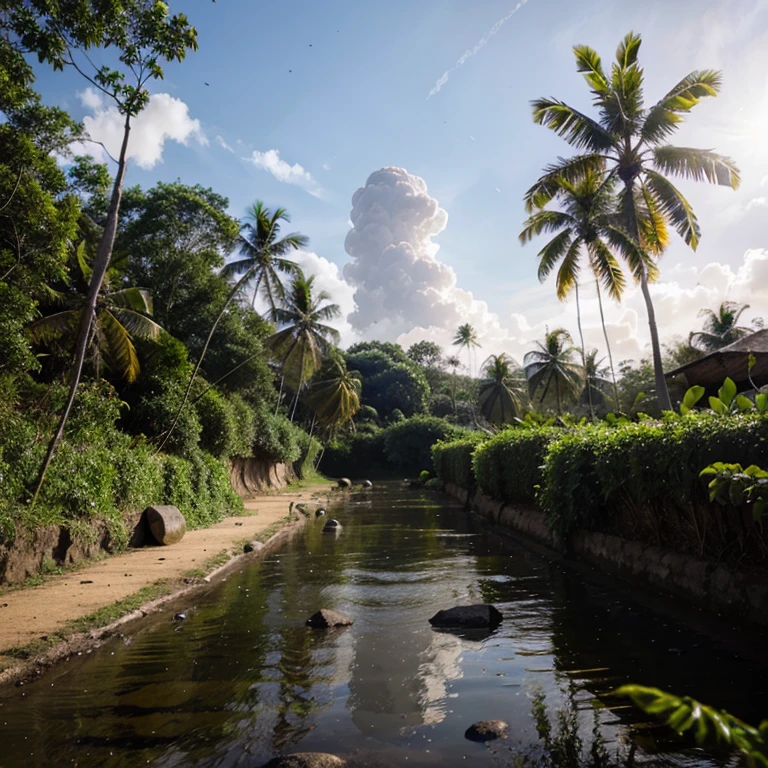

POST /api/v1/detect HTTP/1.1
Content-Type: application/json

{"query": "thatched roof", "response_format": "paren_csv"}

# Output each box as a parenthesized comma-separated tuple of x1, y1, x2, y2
(665, 329, 768, 390)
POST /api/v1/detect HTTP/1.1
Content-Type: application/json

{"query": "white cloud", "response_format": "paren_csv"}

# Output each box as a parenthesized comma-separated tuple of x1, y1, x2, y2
(747, 197, 768, 210)
(216, 135, 235, 153)
(246, 148, 324, 198)
(77, 88, 206, 169)
(427, 0, 530, 98)
(322, 162, 331, 171)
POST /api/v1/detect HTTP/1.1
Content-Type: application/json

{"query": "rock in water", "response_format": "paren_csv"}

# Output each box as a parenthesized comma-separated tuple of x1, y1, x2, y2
(306, 609, 354, 628)
(145, 505, 186, 545)
(361, 479, 373, 488)
(464, 720, 509, 742)
(263, 754, 346, 768)
(322, 519, 342, 532)
(428, 604, 503, 628)
(315, 508, 327, 517)
(336, 477, 352, 489)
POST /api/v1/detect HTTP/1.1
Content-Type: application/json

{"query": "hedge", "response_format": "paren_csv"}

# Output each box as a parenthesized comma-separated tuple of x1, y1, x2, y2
(473, 428, 562, 504)
(432, 433, 488, 489)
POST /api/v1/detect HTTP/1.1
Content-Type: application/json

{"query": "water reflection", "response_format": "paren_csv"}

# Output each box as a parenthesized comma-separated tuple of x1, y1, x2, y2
(0, 484, 766, 768)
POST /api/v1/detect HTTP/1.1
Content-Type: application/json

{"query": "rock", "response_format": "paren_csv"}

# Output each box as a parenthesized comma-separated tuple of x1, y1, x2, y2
(306, 609, 354, 628)
(315, 508, 327, 517)
(361, 479, 373, 488)
(243, 542, 255, 553)
(322, 519, 342, 533)
(428, 604, 503, 629)
(173, 612, 186, 621)
(145, 505, 186, 546)
(464, 720, 509, 742)
(262, 754, 346, 768)
(337, 478, 352, 489)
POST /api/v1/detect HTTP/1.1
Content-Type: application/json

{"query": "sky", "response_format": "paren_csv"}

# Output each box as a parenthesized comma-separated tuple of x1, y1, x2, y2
(32, 0, 768, 370)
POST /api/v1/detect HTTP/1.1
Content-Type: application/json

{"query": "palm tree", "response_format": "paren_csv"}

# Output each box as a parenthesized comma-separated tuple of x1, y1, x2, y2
(523, 328, 583, 414)
(223, 201, 307, 317)
(306, 354, 362, 435)
(453, 323, 481, 378)
(527, 32, 740, 411)
(581, 349, 613, 410)
(477, 353, 526, 425)
(520, 170, 625, 411)
(268, 272, 341, 419)
(28, 242, 161, 382)
(690, 301, 757, 351)
(446, 354, 462, 412)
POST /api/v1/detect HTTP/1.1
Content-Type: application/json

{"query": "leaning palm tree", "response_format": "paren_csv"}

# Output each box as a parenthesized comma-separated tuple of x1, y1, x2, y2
(453, 323, 481, 378)
(523, 328, 583, 415)
(28, 242, 161, 382)
(268, 272, 341, 419)
(223, 201, 307, 316)
(306, 354, 362, 435)
(690, 301, 756, 352)
(527, 31, 740, 411)
(520, 170, 627, 411)
(477, 353, 527, 426)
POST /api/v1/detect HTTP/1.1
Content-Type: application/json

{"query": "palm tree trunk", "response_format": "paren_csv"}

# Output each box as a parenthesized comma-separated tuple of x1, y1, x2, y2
(639, 267, 672, 411)
(155, 269, 253, 453)
(595, 277, 620, 411)
(555, 376, 561, 415)
(250, 272, 263, 310)
(574, 282, 594, 420)
(32, 112, 132, 506)
(290, 344, 307, 422)
(275, 375, 285, 416)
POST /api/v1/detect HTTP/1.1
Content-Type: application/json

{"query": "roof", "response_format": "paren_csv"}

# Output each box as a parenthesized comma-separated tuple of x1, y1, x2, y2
(665, 329, 768, 389)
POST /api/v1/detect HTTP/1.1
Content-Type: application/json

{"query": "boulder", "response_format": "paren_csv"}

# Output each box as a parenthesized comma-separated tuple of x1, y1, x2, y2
(322, 519, 342, 532)
(464, 720, 509, 742)
(306, 609, 354, 628)
(361, 480, 373, 489)
(337, 478, 352, 489)
(145, 505, 186, 546)
(315, 508, 327, 517)
(262, 754, 347, 768)
(428, 604, 503, 629)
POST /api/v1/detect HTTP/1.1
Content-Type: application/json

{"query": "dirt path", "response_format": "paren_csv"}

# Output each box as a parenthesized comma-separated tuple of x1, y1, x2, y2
(0, 486, 329, 654)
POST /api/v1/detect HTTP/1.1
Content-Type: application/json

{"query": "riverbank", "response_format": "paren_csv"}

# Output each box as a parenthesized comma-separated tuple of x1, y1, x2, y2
(0, 483, 331, 685)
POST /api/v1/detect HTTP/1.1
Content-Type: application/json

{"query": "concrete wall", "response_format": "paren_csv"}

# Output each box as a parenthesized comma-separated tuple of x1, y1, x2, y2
(444, 484, 768, 627)
(230, 456, 296, 497)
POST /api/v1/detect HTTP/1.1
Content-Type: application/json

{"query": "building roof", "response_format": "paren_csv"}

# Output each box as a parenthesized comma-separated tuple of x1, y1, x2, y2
(665, 329, 768, 389)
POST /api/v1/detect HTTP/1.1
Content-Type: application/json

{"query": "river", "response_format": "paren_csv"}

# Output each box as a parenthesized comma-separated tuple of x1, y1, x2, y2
(1, 483, 765, 767)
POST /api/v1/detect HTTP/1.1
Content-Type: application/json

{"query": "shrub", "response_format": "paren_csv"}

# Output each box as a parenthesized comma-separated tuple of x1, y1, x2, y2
(382, 416, 467, 472)
(196, 388, 238, 458)
(432, 432, 489, 489)
(320, 430, 386, 478)
(473, 427, 561, 505)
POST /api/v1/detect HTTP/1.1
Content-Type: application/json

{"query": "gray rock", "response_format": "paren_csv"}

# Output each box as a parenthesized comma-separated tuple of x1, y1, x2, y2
(145, 505, 186, 545)
(243, 542, 255, 553)
(428, 604, 503, 628)
(361, 479, 373, 488)
(315, 508, 327, 517)
(337, 477, 352, 489)
(464, 720, 509, 742)
(306, 609, 354, 628)
(322, 518, 342, 532)
(262, 754, 347, 768)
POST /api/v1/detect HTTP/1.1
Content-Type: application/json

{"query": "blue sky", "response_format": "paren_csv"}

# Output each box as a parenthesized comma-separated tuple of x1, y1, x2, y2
(33, 0, 768, 363)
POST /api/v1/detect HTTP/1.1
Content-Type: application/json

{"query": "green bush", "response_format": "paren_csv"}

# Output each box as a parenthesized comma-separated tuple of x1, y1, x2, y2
(432, 432, 488, 489)
(320, 430, 386, 478)
(293, 430, 322, 479)
(539, 413, 768, 540)
(473, 427, 561, 505)
(382, 416, 467, 472)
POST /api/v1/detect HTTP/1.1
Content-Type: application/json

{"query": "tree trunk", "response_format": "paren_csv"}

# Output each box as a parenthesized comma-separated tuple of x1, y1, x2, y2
(555, 376, 561, 415)
(574, 282, 594, 420)
(290, 343, 307, 422)
(639, 267, 672, 411)
(32, 113, 132, 505)
(275, 375, 285, 416)
(595, 277, 620, 411)
(155, 268, 253, 453)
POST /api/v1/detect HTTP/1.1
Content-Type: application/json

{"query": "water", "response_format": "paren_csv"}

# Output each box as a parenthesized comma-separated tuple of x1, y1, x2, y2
(1, 484, 766, 767)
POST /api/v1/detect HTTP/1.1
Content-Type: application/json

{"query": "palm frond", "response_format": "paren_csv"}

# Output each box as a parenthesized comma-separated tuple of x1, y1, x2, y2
(271, 233, 309, 255)
(311, 303, 342, 323)
(555, 238, 582, 300)
(644, 170, 701, 249)
(531, 99, 615, 151)
(573, 44, 609, 95)
(653, 146, 740, 189)
(519, 210, 575, 244)
(615, 31, 642, 68)
(524, 154, 606, 212)
(221, 256, 256, 278)
(75, 241, 92, 282)
(638, 183, 670, 255)
(109, 287, 154, 314)
(27, 310, 80, 344)
(587, 239, 626, 302)
(110, 308, 162, 340)
(102, 310, 141, 382)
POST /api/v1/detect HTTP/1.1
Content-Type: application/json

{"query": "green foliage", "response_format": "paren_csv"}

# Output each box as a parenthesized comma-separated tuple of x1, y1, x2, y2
(679, 384, 705, 415)
(432, 433, 489, 489)
(252, 405, 306, 464)
(320, 431, 386, 478)
(474, 428, 561, 504)
(618, 685, 768, 766)
(196, 387, 256, 459)
(700, 462, 768, 520)
(381, 415, 467, 472)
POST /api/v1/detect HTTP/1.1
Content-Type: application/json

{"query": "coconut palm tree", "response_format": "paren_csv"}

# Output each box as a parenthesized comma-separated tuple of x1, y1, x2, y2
(453, 323, 481, 378)
(268, 271, 341, 419)
(28, 242, 161, 383)
(527, 32, 740, 411)
(223, 201, 307, 317)
(520, 170, 626, 411)
(446, 354, 462, 412)
(523, 328, 583, 414)
(306, 354, 362, 435)
(690, 301, 757, 352)
(581, 349, 613, 410)
(477, 354, 527, 425)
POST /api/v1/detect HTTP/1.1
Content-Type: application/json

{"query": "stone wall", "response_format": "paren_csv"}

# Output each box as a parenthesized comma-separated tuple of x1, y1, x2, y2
(444, 484, 768, 627)
(229, 457, 296, 497)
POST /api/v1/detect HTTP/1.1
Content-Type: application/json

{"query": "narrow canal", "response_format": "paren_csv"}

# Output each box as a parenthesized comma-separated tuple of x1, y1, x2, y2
(2, 484, 766, 767)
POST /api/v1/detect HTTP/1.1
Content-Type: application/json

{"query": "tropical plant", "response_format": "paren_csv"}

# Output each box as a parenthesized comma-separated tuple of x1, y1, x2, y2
(706, 377, 760, 416)
(453, 323, 481, 378)
(700, 461, 768, 521)
(306, 354, 362, 435)
(223, 201, 307, 316)
(523, 328, 583, 414)
(28, 242, 162, 382)
(446, 354, 462, 412)
(527, 31, 740, 411)
(581, 349, 613, 410)
(690, 301, 758, 352)
(268, 271, 341, 419)
(520, 170, 624, 410)
(477, 353, 526, 425)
